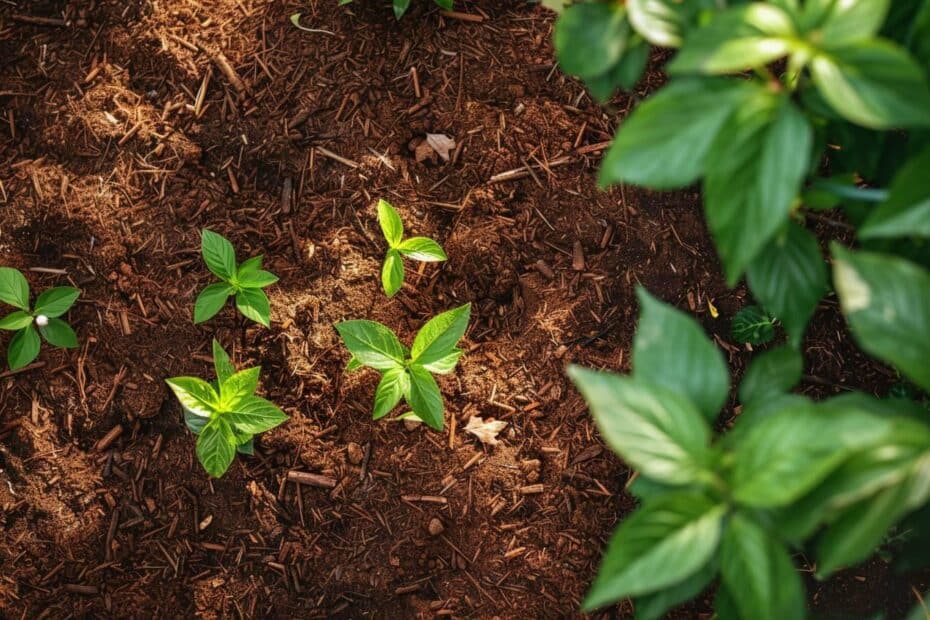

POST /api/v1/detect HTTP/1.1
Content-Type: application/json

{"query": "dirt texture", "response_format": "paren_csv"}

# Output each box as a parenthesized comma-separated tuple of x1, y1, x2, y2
(0, 1, 926, 618)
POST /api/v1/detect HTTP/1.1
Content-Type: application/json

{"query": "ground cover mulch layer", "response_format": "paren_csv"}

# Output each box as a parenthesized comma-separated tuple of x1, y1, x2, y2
(0, 1, 925, 617)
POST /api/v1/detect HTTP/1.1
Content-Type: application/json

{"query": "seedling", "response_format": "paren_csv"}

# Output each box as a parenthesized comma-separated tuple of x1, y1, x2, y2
(195, 229, 278, 327)
(166, 339, 288, 478)
(0, 267, 79, 370)
(335, 303, 470, 430)
(338, 0, 452, 20)
(377, 199, 447, 297)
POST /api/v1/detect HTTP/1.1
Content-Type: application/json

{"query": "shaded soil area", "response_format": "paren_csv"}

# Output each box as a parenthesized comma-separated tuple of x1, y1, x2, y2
(0, 0, 924, 617)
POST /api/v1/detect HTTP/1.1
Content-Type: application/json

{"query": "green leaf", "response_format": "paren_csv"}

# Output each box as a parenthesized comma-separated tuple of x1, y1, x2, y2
(669, 4, 796, 75)
(633, 289, 729, 422)
(554, 3, 629, 79)
(236, 436, 254, 455)
(433, 0, 452, 10)
(346, 356, 363, 373)
(0, 311, 33, 331)
(184, 407, 208, 435)
(832, 246, 930, 392)
(627, 0, 699, 47)
(212, 339, 236, 384)
(906, 594, 930, 620)
(583, 493, 725, 611)
(731, 400, 893, 507)
(165, 376, 220, 419)
(584, 38, 651, 101)
(720, 512, 805, 620)
(236, 255, 263, 276)
(393, 0, 410, 20)
(236, 269, 278, 289)
(335, 320, 406, 370)
(226, 396, 288, 435)
(220, 366, 260, 407)
(196, 418, 237, 478)
(410, 303, 471, 365)
(8, 326, 40, 370)
(407, 365, 444, 430)
(235, 288, 271, 327)
(373, 367, 409, 419)
(746, 222, 828, 345)
(739, 345, 803, 406)
(421, 348, 462, 375)
(704, 93, 813, 284)
(377, 199, 404, 247)
(0, 268, 30, 311)
(33, 287, 80, 317)
(731, 306, 776, 345)
(567, 367, 712, 485)
(396, 237, 447, 262)
(194, 283, 233, 324)
(814, 0, 890, 45)
(382, 250, 404, 298)
(635, 562, 717, 620)
(39, 318, 77, 349)
(599, 78, 755, 189)
(811, 41, 930, 129)
(860, 146, 930, 239)
(201, 229, 237, 281)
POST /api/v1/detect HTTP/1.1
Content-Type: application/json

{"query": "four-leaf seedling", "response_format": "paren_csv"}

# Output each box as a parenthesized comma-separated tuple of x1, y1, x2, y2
(0, 267, 80, 370)
(377, 199, 447, 297)
(336, 303, 470, 430)
(166, 340, 288, 478)
(196, 229, 279, 327)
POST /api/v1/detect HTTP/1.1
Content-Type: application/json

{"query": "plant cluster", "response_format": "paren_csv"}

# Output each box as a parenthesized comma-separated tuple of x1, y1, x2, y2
(549, 0, 930, 615)
(338, 0, 452, 20)
(0, 267, 79, 370)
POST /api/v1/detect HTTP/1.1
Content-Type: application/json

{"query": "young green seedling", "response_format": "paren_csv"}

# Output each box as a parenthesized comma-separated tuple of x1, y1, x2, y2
(195, 229, 278, 327)
(377, 199, 447, 297)
(335, 303, 470, 430)
(0, 267, 80, 370)
(166, 339, 288, 478)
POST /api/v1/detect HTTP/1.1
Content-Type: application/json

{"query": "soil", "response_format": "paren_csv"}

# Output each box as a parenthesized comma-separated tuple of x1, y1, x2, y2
(0, 1, 925, 618)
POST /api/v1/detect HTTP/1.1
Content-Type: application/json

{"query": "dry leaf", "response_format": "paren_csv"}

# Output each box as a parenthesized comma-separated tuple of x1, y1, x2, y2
(464, 416, 507, 446)
(425, 133, 455, 162)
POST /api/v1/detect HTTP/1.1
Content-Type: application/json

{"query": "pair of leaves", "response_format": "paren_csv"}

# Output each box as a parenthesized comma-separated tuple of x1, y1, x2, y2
(336, 303, 470, 430)
(377, 200, 447, 297)
(0, 267, 80, 370)
(195, 229, 278, 326)
(166, 339, 288, 477)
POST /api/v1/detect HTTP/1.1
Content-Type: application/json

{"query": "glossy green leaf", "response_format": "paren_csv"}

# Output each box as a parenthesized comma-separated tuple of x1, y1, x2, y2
(739, 345, 803, 406)
(220, 366, 260, 407)
(410, 303, 471, 365)
(336, 320, 406, 370)
(584, 37, 651, 101)
(0, 311, 33, 331)
(731, 306, 776, 345)
(396, 237, 447, 262)
(814, 0, 890, 45)
(235, 288, 271, 327)
(213, 339, 236, 384)
(377, 199, 404, 247)
(832, 246, 930, 392)
(393, 0, 410, 20)
(720, 512, 805, 620)
(633, 288, 729, 422)
(634, 560, 717, 620)
(8, 326, 40, 370)
(33, 287, 80, 317)
(746, 222, 828, 345)
(194, 283, 233, 324)
(237, 269, 278, 289)
(226, 396, 288, 435)
(0, 268, 30, 311)
(236, 255, 263, 276)
(600, 78, 755, 189)
(39, 318, 77, 349)
(407, 364, 444, 430)
(704, 93, 812, 284)
(567, 367, 712, 484)
(373, 366, 409, 419)
(860, 146, 930, 239)
(583, 493, 725, 610)
(166, 376, 220, 419)
(421, 348, 462, 375)
(184, 407, 208, 435)
(554, 3, 629, 79)
(811, 41, 930, 129)
(628, 0, 701, 47)
(196, 418, 237, 478)
(382, 249, 404, 298)
(201, 229, 237, 281)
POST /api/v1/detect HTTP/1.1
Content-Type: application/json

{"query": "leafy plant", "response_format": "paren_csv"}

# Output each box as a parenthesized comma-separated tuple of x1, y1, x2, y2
(569, 289, 930, 617)
(166, 339, 288, 478)
(731, 305, 776, 345)
(0, 267, 79, 370)
(335, 303, 470, 430)
(377, 199, 447, 297)
(338, 0, 452, 20)
(195, 229, 278, 327)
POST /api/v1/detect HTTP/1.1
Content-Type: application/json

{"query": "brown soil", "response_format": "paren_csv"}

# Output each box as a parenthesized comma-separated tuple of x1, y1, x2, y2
(0, 1, 925, 618)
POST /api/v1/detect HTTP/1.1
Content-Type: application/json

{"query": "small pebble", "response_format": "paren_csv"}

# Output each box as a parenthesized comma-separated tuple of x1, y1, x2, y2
(347, 442, 364, 465)
(428, 518, 444, 536)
